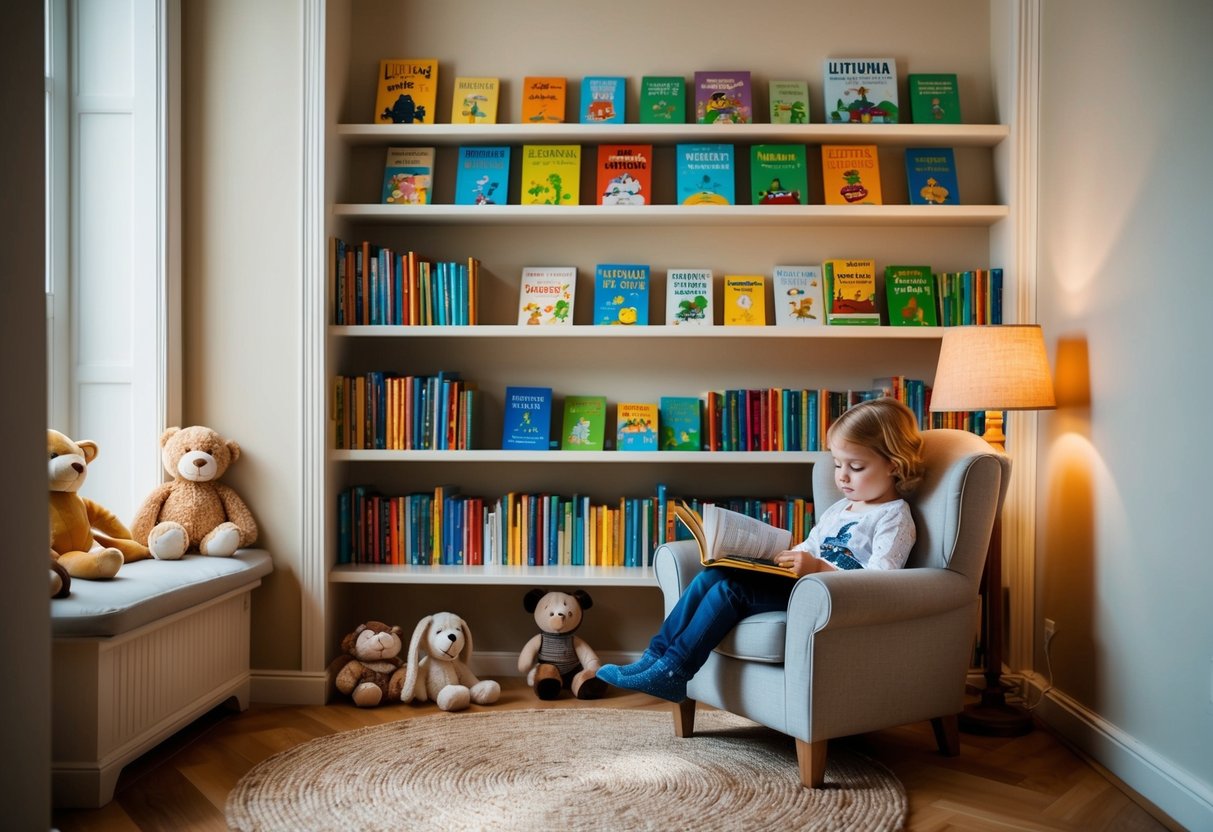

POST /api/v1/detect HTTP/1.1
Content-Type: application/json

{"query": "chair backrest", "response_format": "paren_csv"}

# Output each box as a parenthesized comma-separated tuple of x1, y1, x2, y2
(811, 428, 1010, 585)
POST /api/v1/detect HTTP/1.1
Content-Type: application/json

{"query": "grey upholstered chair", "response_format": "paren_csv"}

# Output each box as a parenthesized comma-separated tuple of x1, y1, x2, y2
(653, 428, 1011, 788)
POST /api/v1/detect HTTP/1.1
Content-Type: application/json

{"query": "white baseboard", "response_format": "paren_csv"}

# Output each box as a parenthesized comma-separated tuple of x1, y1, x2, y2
(1024, 676, 1213, 831)
(250, 670, 329, 705)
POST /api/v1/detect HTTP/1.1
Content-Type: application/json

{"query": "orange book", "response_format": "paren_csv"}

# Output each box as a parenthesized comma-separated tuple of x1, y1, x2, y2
(521, 76, 566, 123)
(596, 144, 653, 206)
(820, 144, 883, 205)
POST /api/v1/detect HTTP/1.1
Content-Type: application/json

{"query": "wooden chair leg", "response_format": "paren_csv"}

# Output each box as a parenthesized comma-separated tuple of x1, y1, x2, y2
(672, 698, 696, 737)
(931, 714, 960, 756)
(795, 739, 828, 788)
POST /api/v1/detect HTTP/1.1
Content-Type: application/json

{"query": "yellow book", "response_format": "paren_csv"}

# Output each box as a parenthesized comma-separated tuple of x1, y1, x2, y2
(521, 76, 567, 123)
(450, 77, 500, 124)
(672, 502, 797, 579)
(722, 275, 767, 325)
(820, 144, 883, 205)
(375, 59, 438, 125)
(520, 145, 581, 205)
(823, 258, 880, 325)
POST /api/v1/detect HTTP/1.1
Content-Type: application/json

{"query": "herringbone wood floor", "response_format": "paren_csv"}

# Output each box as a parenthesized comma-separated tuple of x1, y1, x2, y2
(52, 679, 1178, 831)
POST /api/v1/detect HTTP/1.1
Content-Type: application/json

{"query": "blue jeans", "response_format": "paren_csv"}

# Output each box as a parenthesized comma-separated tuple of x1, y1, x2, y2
(649, 567, 795, 677)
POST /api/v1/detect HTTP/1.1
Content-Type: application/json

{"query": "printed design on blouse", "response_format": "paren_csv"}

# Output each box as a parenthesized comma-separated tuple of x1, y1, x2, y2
(820, 521, 865, 570)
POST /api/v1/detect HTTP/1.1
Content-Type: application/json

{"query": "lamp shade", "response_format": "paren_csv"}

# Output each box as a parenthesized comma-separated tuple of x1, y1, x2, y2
(930, 325, 1057, 412)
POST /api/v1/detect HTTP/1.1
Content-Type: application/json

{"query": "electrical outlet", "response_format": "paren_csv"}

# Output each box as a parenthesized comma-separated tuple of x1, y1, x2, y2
(1044, 618, 1056, 649)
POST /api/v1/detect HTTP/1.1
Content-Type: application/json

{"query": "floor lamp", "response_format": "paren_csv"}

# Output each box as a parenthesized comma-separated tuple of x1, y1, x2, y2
(930, 324, 1056, 736)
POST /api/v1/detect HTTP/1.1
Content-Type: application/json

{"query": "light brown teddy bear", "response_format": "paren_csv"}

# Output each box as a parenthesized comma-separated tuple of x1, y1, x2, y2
(48, 429, 151, 580)
(131, 425, 258, 559)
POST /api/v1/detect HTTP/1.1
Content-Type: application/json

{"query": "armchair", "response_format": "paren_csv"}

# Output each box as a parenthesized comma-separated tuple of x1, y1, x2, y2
(653, 428, 1010, 788)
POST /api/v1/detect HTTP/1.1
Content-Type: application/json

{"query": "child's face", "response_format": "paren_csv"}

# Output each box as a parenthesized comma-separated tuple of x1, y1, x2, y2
(831, 436, 899, 506)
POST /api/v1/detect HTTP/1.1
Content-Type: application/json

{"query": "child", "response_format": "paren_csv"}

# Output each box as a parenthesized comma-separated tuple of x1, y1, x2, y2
(597, 397, 925, 702)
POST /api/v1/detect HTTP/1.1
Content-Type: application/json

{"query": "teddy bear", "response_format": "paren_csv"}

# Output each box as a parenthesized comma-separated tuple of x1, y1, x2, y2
(130, 425, 258, 559)
(518, 588, 606, 700)
(400, 612, 500, 712)
(330, 621, 408, 707)
(49, 429, 151, 580)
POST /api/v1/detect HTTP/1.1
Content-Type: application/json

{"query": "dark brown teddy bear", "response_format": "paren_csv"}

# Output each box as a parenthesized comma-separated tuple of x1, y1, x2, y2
(331, 621, 408, 707)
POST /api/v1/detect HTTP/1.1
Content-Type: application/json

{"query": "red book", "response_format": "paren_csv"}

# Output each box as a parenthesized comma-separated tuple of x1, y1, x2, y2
(595, 144, 653, 206)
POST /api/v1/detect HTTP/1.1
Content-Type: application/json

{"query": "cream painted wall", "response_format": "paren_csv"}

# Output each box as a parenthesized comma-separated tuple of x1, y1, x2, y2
(1036, 0, 1213, 818)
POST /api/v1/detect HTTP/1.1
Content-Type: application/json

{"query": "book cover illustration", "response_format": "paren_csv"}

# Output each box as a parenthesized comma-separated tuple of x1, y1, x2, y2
(772, 265, 824, 326)
(824, 258, 880, 325)
(518, 266, 576, 325)
(616, 402, 659, 451)
(375, 59, 438, 124)
(905, 147, 959, 205)
(750, 144, 808, 205)
(501, 386, 553, 450)
(454, 145, 510, 206)
(521, 76, 567, 123)
(639, 76, 686, 123)
(520, 145, 581, 205)
(381, 146, 435, 205)
(596, 145, 652, 206)
(580, 76, 626, 124)
(694, 71, 752, 124)
(908, 73, 961, 124)
(821, 144, 883, 205)
(722, 275, 767, 326)
(593, 264, 650, 325)
(885, 264, 939, 326)
(561, 395, 608, 451)
(666, 268, 713, 326)
(675, 144, 735, 205)
(450, 77, 500, 124)
(659, 397, 702, 451)
(823, 58, 899, 123)
(768, 80, 809, 124)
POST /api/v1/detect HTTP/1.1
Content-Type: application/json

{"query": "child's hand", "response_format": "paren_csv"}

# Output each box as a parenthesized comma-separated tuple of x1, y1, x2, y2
(772, 550, 837, 577)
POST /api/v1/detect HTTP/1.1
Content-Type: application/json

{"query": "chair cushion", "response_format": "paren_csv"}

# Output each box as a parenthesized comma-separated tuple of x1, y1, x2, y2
(713, 610, 786, 663)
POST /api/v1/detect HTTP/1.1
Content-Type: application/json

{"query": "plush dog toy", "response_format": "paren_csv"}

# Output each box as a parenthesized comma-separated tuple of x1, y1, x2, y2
(401, 612, 500, 711)
(518, 588, 606, 700)
(131, 425, 258, 559)
(48, 429, 151, 580)
(331, 621, 407, 707)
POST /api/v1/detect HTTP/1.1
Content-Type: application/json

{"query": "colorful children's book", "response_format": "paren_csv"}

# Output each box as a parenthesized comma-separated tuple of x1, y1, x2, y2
(593, 264, 650, 326)
(665, 268, 713, 326)
(517, 266, 576, 325)
(520, 145, 581, 205)
(596, 145, 652, 206)
(381, 146, 435, 204)
(772, 265, 825, 326)
(768, 80, 809, 124)
(884, 265, 939, 326)
(722, 275, 767, 326)
(639, 76, 686, 123)
(450, 77, 500, 124)
(694, 71, 751, 124)
(616, 402, 659, 451)
(561, 395, 608, 451)
(750, 144, 808, 205)
(821, 144, 883, 205)
(375, 59, 438, 124)
(579, 76, 626, 124)
(675, 144, 735, 205)
(905, 147, 960, 205)
(501, 386, 554, 450)
(521, 76, 567, 124)
(659, 397, 702, 451)
(823, 58, 899, 124)
(907, 73, 961, 124)
(824, 258, 880, 325)
(454, 146, 510, 206)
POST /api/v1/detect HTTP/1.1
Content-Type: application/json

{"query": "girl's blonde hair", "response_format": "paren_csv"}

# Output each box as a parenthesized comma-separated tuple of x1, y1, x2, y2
(827, 397, 926, 495)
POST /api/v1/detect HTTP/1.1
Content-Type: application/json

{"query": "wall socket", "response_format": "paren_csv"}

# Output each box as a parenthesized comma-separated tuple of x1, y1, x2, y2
(1044, 618, 1056, 649)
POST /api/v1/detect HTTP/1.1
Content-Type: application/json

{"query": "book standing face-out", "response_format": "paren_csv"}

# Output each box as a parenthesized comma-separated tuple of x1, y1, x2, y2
(501, 386, 553, 450)
(381, 147, 435, 205)
(596, 145, 652, 206)
(375, 59, 438, 124)
(694, 71, 752, 124)
(580, 76, 626, 124)
(561, 395, 608, 451)
(521, 77, 567, 123)
(772, 266, 825, 326)
(884, 265, 939, 326)
(750, 144, 808, 205)
(823, 58, 899, 124)
(659, 397, 702, 451)
(676, 144, 735, 205)
(616, 402, 658, 451)
(450, 77, 500, 124)
(665, 268, 713, 326)
(905, 147, 959, 205)
(768, 80, 809, 124)
(593, 264, 651, 326)
(907, 73, 961, 124)
(722, 275, 767, 326)
(821, 144, 883, 205)
(824, 258, 880, 325)
(454, 146, 510, 206)
(518, 266, 576, 325)
(639, 76, 686, 123)
(520, 145, 581, 205)
(672, 502, 796, 578)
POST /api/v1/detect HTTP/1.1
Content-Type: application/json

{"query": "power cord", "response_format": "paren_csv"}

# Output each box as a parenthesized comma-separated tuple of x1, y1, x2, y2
(1024, 626, 1056, 711)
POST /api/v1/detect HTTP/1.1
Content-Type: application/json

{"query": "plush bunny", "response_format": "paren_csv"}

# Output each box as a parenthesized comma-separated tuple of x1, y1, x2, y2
(400, 611, 500, 712)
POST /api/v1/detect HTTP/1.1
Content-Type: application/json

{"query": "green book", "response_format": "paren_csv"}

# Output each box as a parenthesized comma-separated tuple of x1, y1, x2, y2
(639, 76, 686, 123)
(907, 73, 962, 124)
(560, 395, 608, 451)
(750, 144, 807, 205)
(768, 80, 809, 124)
(884, 265, 939, 326)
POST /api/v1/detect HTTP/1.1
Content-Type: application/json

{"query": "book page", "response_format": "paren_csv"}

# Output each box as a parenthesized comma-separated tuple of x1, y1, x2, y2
(702, 504, 792, 562)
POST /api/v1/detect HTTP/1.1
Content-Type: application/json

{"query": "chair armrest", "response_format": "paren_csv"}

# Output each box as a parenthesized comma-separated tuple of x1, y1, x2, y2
(788, 567, 975, 634)
(653, 541, 704, 615)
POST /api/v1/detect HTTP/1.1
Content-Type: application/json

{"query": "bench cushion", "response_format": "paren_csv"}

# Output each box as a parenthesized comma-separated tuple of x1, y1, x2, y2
(51, 549, 273, 638)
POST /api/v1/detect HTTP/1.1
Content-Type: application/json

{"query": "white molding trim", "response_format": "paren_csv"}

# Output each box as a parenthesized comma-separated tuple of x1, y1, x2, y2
(250, 670, 330, 706)
(158, 0, 182, 430)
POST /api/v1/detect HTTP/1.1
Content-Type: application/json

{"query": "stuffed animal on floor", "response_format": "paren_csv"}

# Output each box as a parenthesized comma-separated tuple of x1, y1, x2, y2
(48, 429, 151, 580)
(518, 588, 606, 700)
(131, 425, 259, 559)
(50, 549, 71, 598)
(401, 612, 500, 712)
(330, 621, 407, 707)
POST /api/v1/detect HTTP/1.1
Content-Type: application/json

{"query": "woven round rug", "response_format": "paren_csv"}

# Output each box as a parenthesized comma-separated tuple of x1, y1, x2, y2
(226, 708, 906, 831)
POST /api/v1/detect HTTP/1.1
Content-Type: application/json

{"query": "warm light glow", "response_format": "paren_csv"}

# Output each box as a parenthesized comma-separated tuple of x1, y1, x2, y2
(931, 325, 1057, 412)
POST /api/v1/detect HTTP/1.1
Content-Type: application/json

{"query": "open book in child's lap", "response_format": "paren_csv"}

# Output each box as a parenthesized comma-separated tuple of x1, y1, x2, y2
(672, 502, 796, 578)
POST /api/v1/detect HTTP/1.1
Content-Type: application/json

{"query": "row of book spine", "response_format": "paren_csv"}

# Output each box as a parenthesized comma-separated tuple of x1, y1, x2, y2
(333, 238, 479, 326)
(936, 269, 1002, 326)
(333, 371, 476, 451)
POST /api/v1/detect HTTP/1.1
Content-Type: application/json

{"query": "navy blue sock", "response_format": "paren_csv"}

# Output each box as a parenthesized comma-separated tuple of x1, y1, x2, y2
(597, 658, 688, 703)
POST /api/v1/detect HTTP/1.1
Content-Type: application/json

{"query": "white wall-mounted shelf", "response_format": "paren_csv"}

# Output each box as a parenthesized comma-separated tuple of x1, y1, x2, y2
(330, 562, 658, 587)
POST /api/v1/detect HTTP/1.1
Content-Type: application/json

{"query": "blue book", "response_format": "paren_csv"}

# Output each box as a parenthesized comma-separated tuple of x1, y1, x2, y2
(905, 147, 960, 205)
(675, 144, 735, 205)
(453, 145, 510, 205)
(501, 386, 553, 450)
(579, 76, 626, 124)
(593, 264, 651, 326)
(659, 396, 703, 451)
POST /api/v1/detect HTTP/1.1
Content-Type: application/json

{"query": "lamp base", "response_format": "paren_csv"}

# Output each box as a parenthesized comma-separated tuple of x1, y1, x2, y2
(958, 684, 1034, 737)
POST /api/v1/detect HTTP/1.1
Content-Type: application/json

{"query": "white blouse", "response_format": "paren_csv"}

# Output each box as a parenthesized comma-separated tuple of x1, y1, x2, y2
(792, 497, 916, 570)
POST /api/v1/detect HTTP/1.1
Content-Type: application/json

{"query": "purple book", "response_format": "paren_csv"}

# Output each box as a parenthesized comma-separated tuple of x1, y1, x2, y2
(694, 71, 752, 124)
